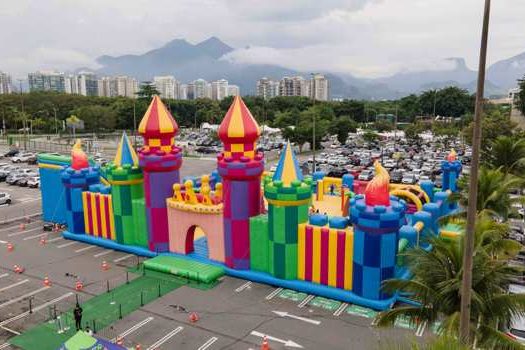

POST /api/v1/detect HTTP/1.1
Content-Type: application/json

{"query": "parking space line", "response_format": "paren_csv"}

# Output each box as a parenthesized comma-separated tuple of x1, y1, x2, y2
(113, 254, 134, 263)
(0, 240, 6, 244)
(74, 245, 96, 253)
(7, 227, 42, 237)
(0, 273, 8, 279)
(0, 342, 11, 349)
(112, 317, 154, 341)
(0, 286, 49, 308)
(198, 337, 218, 350)
(416, 321, 427, 337)
(333, 303, 348, 317)
(265, 287, 283, 300)
(146, 326, 184, 350)
(235, 281, 252, 293)
(0, 221, 41, 233)
(0, 279, 29, 292)
(22, 232, 46, 240)
(298, 295, 315, 308)
(47, 237, 63, 243)
(57, 241, 77, 248)
(0, 292, 73, 326)
(94, 250, 113, 258)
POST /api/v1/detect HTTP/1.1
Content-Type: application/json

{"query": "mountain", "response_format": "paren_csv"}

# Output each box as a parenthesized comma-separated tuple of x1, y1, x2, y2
(90, 37, 524, 99)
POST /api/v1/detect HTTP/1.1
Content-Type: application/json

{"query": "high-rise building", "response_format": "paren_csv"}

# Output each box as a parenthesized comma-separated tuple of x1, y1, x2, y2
(28, 71, 66, 93)
(98, 76, 138, 98)
(211, 79, 229, 100)
(178, 84, 188, 100)
(310, 74, 329, 101)
(256, 77, 279, 99)
(279, 76, 308, 97)
(192, 79, 208, 99)
(0, 72, 12, 94)
(154, 75, 178, 99)
(65, 72, 98, 96)
(227, 84, 240, 97)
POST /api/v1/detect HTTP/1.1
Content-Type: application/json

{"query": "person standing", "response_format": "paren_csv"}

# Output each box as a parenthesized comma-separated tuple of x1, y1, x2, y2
(73, 303, 83, 331)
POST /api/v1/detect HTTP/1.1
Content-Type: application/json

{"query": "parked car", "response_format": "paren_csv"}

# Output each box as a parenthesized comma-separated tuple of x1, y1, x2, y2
(358, 170, 374, 181)
(26, 154, 38, 165)
(16, 177, 29, 187)
(0, 166, 20, 181)
(507, 316, 525, 344)
(401, 173, 417, 185)
(390, 171, 403, 183)
(27, 176, 40, 188)
(3, 149, 19, 158)
(6, 173, 25, 185)
(11, 152, 35, 163)
(0, 192, 11, 205)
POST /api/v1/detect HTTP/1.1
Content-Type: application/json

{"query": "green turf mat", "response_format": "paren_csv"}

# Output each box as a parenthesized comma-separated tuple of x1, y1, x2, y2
(9, 272, 183, 350)
(143, 255, 225, 284)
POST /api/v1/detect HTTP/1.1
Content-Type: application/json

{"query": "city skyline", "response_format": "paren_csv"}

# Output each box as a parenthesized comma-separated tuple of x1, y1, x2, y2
(0, 1, 524, 79)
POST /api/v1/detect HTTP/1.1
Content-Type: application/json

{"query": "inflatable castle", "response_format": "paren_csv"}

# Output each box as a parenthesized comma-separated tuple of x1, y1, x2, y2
(38, 95, 462, 310)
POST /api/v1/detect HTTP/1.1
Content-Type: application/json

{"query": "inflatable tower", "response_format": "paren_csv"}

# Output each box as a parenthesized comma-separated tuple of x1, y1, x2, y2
(218, 96, 264, 269)
(61, 140, 100, 234)
(138, 96, 182, 252)
(264, 141, 312, 279)
(441, 149, 462, 192)
(106, 132, 146, 246)
(350, 162, 406, 300)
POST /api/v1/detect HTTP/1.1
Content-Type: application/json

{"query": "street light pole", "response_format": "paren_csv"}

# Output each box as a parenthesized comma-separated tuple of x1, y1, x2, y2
(133, 99, 137, 147)
(311, 73, 317, 173)
(459, 0, 491, 344)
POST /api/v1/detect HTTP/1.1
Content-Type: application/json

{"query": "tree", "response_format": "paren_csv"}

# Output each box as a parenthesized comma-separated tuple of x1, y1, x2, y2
(136, 82, 160, 100)
(375, 213, 525, 349)
(329, 116, 357, 144)
(450, 167, 524, 220)
(485, 136, 525, 177)
(517, 75, 525, 116)
(373, 119, 394, 132)
(362, 130, 379, 143)
(333, 100, 366, 122)
(419, 87, 474, 118)
(463, 110, 516, 152)
(71, 105, 117, 133)
(404, 123, 425, 142)
(398, 94, 421, 123)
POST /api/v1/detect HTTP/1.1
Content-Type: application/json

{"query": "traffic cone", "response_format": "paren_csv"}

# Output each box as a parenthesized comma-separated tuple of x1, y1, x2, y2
(75, 280, 83, 291)
(13, 264, 20, 273)
(19, 223, 25, 231)
(261, 335, 270, 350)
(40, 236, 47, 245)
(25, 216, 30, 223)
(101, 260, 109, 271)
(6, 242, 13, 252)
(188, 312, 199, 323)
(135, 344, 141, 350)
(116, 336, 124, 346)
(43, 276, 51, 287)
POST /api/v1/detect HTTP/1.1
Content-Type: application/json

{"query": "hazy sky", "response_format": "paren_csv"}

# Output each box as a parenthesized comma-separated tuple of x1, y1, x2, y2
(1, 0, 524, 79)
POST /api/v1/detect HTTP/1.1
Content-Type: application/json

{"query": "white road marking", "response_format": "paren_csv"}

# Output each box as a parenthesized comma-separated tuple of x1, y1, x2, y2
(112, 317, 154, 341)
(250, 330, 303, 348)
(235, 281, 252, 293)
(265, 288, 283, 300)
(57, 241, 77, 248)
(416, 321, 427, 337)
(297, 295, 315, 308)
(94, 250, 113, 258)
(0, 292, 73, 326)
(333, 303, 348, 317)
(47, 237, 63, 243)
(113, 254, 134, 263)
(0, 325, 20, 335)
(0, 279, 29, 292)
(7, 227, 42, 237)
(272, 311, 321, 325)
(22, 232, 47, 240)
(198, 337, 218, 350)
(74, 245, 96, 253)
(0, 273, 8, 279)
(18, 198, 41, 204)
(0, 221, 41, 233)
(0, 342, 11, 349)
(0, 240, 6, 244)
(0, 286, 49, 308)
(147, 327, 184, 350)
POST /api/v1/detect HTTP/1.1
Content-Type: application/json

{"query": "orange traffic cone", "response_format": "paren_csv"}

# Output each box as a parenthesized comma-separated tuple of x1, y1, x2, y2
(188, 312, 199, 323)
(19, 223, 25, 231)
(6, 242, 14, 252)
(116, 336, 124, 346)
(135, 344, 141, 350)
(102, 260, 109, 271)
(75, 280, 83, 291)
(14, 264, 24, 274)
(43, 276, 51, 287)
(261, 335, 270, 350)
(39, 236, 47, 245)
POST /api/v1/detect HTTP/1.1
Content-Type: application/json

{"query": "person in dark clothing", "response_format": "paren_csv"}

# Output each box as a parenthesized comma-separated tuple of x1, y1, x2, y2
(73, 303, 83, 331)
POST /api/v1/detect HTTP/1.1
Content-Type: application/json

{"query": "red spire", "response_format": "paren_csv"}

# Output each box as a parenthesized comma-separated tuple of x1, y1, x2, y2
(138, 95, 178, 138)
(218, 95, 260, 145)
(365, 161, 390, 206)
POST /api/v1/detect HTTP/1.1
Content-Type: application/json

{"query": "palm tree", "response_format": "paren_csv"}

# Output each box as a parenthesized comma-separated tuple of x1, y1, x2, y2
(375, 213, 525, 349)
(450, 166, 524, 220)
(485, 136, 525, 177)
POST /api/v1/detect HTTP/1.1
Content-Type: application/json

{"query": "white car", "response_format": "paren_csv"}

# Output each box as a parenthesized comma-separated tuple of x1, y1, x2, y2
(27, 176, 40, 188)
(11, 153, 35, 163)
(0, 192, 11, 205)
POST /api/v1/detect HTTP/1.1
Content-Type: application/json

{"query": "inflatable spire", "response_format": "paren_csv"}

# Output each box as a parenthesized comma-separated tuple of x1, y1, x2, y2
(218, 95, 260, 160)
(364, 161, 390, 206)
(273, 141, 303, 186)
(71, 139, 89, 170)
(138, 95, 178, 152)
(446, 148, 457, 162)
(114, 132, 139, 167)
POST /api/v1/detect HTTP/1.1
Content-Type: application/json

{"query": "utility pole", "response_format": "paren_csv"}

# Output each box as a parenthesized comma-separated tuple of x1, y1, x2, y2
(311, 73, 317, 173)
(459, 0, 491, 344)
(53, 107, 58, 136)
(133, 99, 137, 147)
(17, 79, 26, 150)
